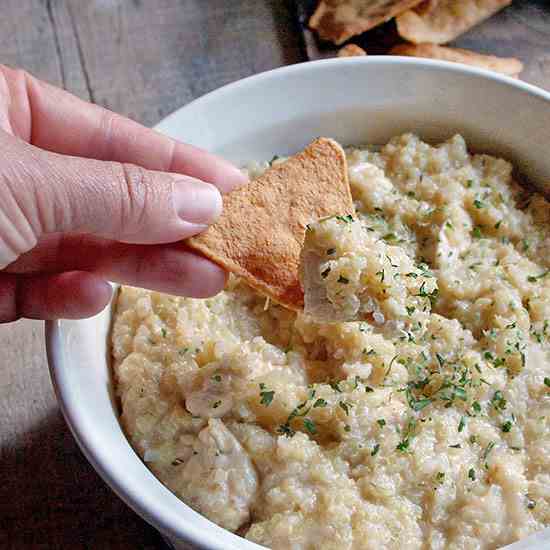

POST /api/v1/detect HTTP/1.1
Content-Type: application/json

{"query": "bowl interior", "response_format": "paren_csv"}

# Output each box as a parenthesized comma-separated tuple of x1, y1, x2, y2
(48, 57, 550, 550)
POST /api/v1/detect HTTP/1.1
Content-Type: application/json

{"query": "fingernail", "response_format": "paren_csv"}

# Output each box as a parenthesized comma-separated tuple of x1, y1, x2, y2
(173, 178, 222, 225)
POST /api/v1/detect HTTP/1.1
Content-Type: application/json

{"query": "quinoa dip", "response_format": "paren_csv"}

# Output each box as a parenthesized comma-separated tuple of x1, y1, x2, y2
(112, 134, 550, 549)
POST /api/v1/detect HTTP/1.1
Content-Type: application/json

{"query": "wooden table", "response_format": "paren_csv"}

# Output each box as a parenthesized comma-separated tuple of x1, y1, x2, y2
(0, 1, 548, 549)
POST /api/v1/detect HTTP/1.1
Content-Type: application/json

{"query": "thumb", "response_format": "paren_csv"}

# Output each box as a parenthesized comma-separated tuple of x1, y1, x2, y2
(0, 134, 223, 264)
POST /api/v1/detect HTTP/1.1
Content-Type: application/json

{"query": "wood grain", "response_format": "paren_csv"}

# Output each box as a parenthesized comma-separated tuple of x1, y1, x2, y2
(0, 1, 302, 549)
(0, 0, 548, 549)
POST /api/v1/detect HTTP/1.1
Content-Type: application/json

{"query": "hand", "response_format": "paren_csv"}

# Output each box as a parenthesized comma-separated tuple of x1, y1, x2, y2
(0, 65, 246, 322)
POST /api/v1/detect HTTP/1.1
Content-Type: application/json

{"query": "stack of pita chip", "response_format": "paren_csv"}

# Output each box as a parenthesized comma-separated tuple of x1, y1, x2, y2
(309, 0, 523, 78)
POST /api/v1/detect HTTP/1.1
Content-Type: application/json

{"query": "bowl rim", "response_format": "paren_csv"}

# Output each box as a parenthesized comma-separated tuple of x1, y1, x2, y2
(46, 55, 550, 549)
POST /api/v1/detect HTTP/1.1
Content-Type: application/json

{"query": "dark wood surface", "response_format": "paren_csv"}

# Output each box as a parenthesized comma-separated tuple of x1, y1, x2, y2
(0, 1, 548, 549)
(0, 2, 303, 549)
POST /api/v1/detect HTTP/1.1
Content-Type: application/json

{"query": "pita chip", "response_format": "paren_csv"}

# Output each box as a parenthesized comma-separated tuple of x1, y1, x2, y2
(396, 0, 512, 44)
(187, 138, 354, 311)
(391, 43, 523, 78)
(310, 0, 424, 45)
(338, 44, 368, 57)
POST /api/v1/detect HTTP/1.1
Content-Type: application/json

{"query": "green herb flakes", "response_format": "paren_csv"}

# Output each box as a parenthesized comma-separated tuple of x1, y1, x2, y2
(396, 439, 410, 452)
(501, 420, 513, 433)
(303, 418, 317, 434)
(339, 401, 352, 416)
(473, 199, 485, 209)
(259, 387, 275, 406)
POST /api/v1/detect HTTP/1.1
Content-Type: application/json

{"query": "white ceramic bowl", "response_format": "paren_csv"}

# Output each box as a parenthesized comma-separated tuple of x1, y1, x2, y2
(46, 57, 550, 550)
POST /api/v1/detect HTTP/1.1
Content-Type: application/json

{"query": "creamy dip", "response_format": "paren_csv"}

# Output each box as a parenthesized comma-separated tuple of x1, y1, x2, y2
(112, 134, 550, 549)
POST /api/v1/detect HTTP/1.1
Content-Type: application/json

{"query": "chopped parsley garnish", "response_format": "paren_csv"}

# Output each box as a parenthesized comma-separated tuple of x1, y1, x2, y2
(396, 439, 410, 452)
(337, 275, 349, 284)
(336, 214, 354, 223)
(376, 270, 385, 282)
(473, 199, 485, 209)
(259, 385, 275, 406)
(435, 472, 445, 483)
(406, 389, 432, 412)
(321, 267, 331, 278)
(161, 328, 167, 338)
(364, 386, 374, 393)
(395, 418, 417, 453)
(383, 233, 397, 242)
(212, 374, 222, 382)
(212, 400, 222, 409)
(339, 401, 352, 415)
(501, 420, 513, 433)
(303, 418, 317, 434)
(313, 398, 327, 408)
(416, 281, 439, 307)
(494, 220, 502, 229)
(472, 226, 483, 239)
(466, 179, 473, 188)
(528, 270, 549, 283)
(468, 468, 476, 481)
(277, 423, 295, 437)
(406, 305, 415, 316)
(491, 390, 507, 411)
(179, 348, 189, 355)
(371, 443, 380, 456)
(458, 417, 466, 433)
(544, 377, 550, 388)
(377, 419, 386, 428)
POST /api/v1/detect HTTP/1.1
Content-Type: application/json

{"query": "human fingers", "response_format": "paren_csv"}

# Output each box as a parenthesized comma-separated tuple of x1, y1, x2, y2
(0, 65, 246, 194)
(5, 234, 227, 299)
(0, 131, 224, 268)
(0, 271, 112, 322)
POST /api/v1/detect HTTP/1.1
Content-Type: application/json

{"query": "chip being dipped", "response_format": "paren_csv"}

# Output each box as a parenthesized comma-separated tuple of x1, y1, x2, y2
(300, 215, 438, 323)
(187, 138, 354, 311)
